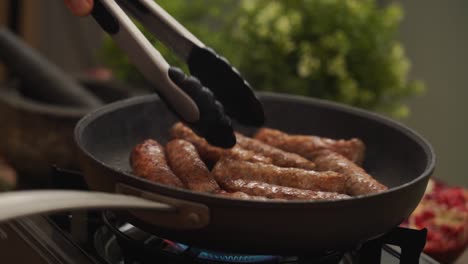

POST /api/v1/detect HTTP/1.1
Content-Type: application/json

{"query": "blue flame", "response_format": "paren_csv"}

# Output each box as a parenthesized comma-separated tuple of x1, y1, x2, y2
(174, 243, 279, 263)
(198, 251, 279, 263)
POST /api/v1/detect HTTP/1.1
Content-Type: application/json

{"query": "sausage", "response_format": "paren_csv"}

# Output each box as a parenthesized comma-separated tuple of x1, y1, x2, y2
(166, 139, 220, 193)
(213, 190, 272, 201)
(130, 139, 184, 188)
(313, 150, 387, 196)
(235, 132, 316, 170)
(169, 122, 219, 162)
(170, 122, 271, 165)
(254, 128, 365, 165)
(212, 158, 348, 193)
(223, 147, 272, 164)
(216, 177, 351, 201)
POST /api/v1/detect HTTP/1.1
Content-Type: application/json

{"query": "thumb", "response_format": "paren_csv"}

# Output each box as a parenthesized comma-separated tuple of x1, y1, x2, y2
(64, 0, 94, 17)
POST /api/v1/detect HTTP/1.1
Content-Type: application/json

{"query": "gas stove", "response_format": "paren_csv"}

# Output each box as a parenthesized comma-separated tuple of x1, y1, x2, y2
(0, 168, 439, 264)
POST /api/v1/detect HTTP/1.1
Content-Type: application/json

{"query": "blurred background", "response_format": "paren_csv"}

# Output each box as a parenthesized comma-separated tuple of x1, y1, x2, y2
(0, 1, 467, 263)
(3, 0, 465, 185)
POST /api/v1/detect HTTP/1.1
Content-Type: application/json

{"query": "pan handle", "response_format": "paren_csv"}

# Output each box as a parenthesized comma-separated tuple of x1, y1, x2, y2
(115, 183, 210, 230)
(0, 189, 210, 229)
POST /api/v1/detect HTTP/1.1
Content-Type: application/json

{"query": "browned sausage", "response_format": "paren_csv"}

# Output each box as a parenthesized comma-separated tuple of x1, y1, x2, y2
(165, 139, 220, 193)
(235, 132, 316, 170)
(216, 177, 351, 201)
(130, 139, 184, 188)
(170, 122, 271, 165)
(313, 150, 387, 196)
(169, 122, 219, 161)
(213, 190, 272, 201)
(212, 158, 348, 193)
(254, 128, 366, 165)
(223, 147, 272, 164)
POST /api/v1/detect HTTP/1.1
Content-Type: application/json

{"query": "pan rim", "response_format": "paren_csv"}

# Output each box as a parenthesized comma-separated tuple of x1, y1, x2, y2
(74, 92, 435, 207)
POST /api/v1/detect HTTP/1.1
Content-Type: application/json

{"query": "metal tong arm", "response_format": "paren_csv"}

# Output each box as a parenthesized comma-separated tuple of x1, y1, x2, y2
(116, 0, 204, 60)
(117, 0, 265, 127)
(91, 0, 199, 122)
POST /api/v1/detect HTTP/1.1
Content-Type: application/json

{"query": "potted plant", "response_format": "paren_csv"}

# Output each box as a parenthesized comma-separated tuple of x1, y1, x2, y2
(99, 0, 423, 118)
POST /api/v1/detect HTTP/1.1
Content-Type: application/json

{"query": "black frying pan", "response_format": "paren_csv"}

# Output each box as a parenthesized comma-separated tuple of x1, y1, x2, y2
(0, 93, 435, 254)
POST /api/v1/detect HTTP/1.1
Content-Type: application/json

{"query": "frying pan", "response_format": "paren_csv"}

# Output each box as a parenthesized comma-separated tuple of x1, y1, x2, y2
(0, 93, 435, 254)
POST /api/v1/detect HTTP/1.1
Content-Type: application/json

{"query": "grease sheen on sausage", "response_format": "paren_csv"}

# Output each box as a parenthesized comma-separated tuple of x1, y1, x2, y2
(254, 128, 365, 164)
(166, 139, 220, 193)
(170, 122, 271, 164)
(130, 139, 184, 188)
(213, 190, 272, 201)
(235, 132, 316, 170)
(216, 177, 351, 201)
(313, 150, 387, 196)
(212, 158, 348, 193)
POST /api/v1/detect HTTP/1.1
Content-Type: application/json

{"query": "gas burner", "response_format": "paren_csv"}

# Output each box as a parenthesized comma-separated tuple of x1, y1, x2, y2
(97, 211, 347, 264)
(93, 212, 433, 264)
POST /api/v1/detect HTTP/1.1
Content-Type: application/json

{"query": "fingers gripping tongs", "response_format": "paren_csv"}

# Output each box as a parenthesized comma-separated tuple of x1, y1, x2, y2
(90, 0, 265, 148)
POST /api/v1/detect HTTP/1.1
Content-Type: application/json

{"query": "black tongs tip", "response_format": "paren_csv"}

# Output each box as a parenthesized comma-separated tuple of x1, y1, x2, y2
(169, 67, 236, 148)
(188, 46, 266, 127)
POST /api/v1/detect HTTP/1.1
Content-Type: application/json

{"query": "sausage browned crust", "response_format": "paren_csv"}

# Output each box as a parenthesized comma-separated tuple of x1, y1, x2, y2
(212, 158, 348, 193)
(224, 147, 272, 164)
(165, 139, 220, 193)
(213, 190, 272, 201)
(235, 132, 316, 170)
(216, 177, 351, 201)
(313, 150, 387, 196)
(170, 122, 271, 165)
(130, 139, 184, 188)
(254, 128, 365, 165)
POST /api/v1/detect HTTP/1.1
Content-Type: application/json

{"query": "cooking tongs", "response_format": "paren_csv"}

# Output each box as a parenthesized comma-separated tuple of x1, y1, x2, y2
(90, 0, 265, 148)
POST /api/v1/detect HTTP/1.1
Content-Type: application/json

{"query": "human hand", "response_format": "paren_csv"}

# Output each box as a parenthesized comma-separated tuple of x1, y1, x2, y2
(64, 0, 94, 17)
